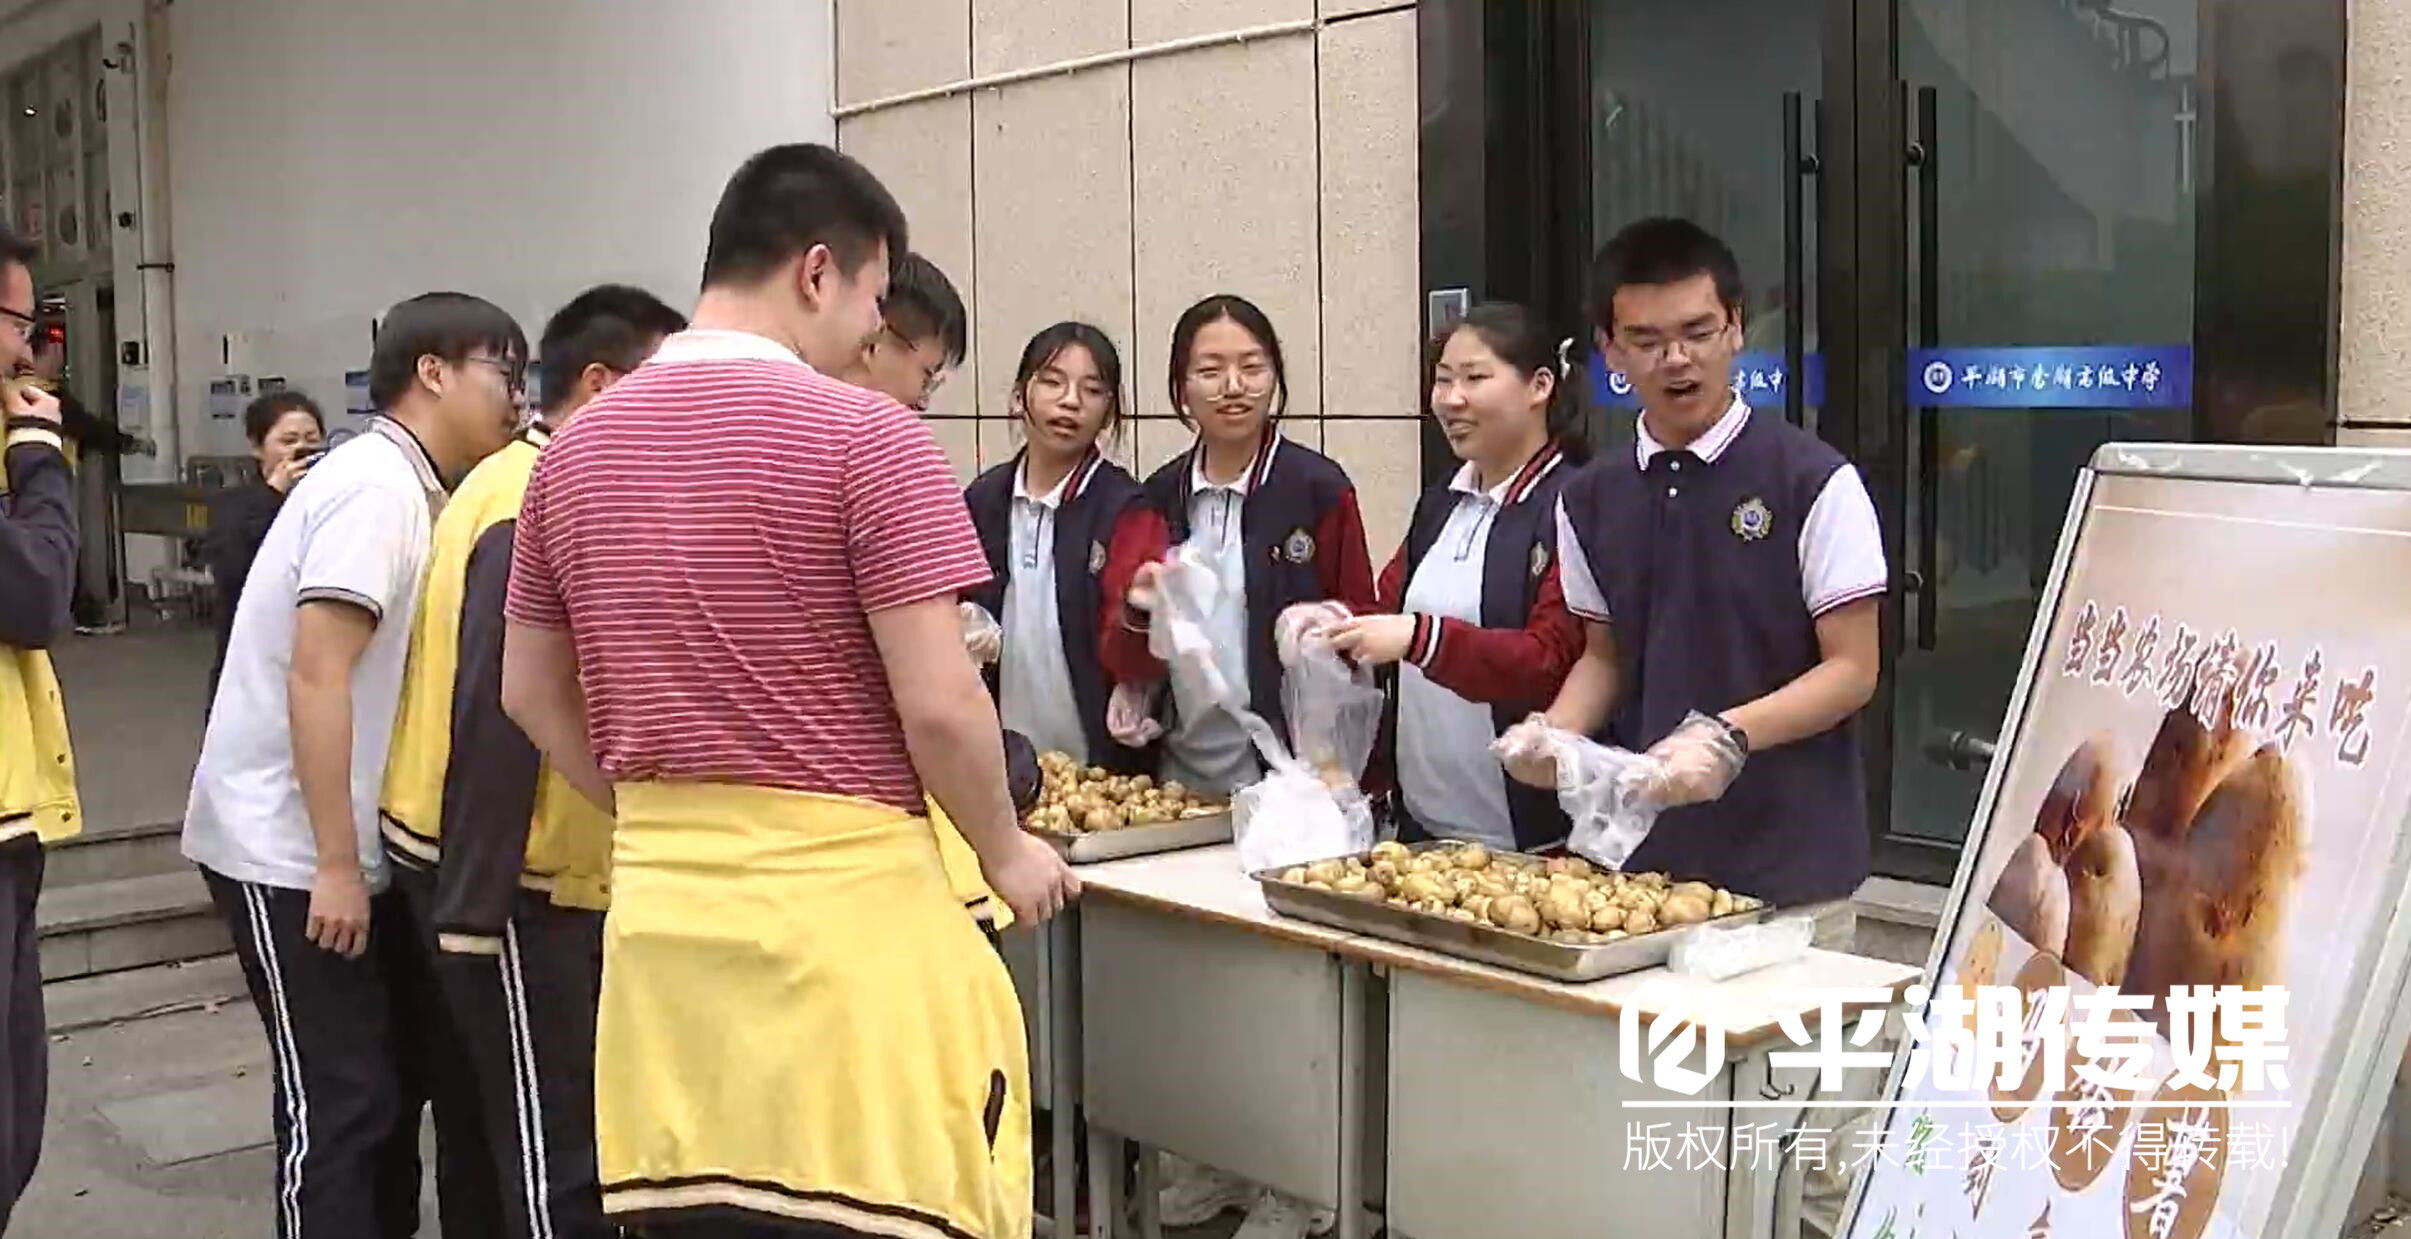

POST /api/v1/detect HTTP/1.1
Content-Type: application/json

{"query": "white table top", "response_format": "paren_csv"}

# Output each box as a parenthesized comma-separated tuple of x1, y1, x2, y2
(1072, 844, 1925, 1045)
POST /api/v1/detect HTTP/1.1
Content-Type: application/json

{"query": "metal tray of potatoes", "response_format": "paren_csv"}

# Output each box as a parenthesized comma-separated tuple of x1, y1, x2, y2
(1255, 842, 1768, 983)
(1033, 809, 1234, 864)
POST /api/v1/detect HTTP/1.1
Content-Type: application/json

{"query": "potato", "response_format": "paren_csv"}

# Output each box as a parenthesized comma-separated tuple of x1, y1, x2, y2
(1660, 893, 1712, 926)
(2033, 733, 2121, 865)
(1543, 887, 1591, 931)
(1308, 880, 1334, 891)
(2126, 744, 2304, 1044)
(1446, 908, 1479, 924)
(1590, 905, 1627, 933)
(1549, 929, 1591, 945)
(1400, 873, 1453, 905)
(1986, 832, 2071, 956)
(1710, 890, 1735, 918)
(1455, 844, 1493, 871)
(1412, 899, 1448, 916)
(1306, 859, 1347, 884)
(1371, 840, 1412, 863)
(1345, 881, 1386, 903)
(2061, 821, 2141, 987)
(1335, 874, 1370, 895)
(1477, 877, 1513, 901)
(1130, 775, 1154, 793)
(1280, 868, 1308, 884)
(1544, 856, 1594, 879)
(1370, 860, 1401, 886)
(1490, 895, 1542, 935)
(1161, 780, 1190, 801)
(2125, 705, 2252, 844)
(1581, 887, 1611, 912)
(1615, 888, 1655, 912)
(1670, 881, 1717, 905)
(1605, 929, 1630, 941)
(1461, 895, 1493, 923)
(1731, 895, 1762, 913)
(1624, 908, 1660, 935)
(1086, 806, 1128, 832)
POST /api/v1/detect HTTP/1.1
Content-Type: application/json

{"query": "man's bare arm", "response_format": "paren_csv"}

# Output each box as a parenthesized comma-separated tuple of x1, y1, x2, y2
(1542, 619, 1621, 735)
(289, 601, 376, 956)
(501, 621, 614, 813)
(1721, 598, 1881, 751)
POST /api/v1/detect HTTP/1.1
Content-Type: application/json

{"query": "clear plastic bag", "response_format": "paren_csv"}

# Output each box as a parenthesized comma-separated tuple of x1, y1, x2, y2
(1667, 913, 1815, 980)
(1492, 717, 1669, 870)
(1234, 769, 1377, 873)
(1278, 607, 1385, 787)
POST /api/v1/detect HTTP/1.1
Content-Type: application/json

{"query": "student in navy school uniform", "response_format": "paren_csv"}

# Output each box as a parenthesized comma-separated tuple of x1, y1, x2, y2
(1508, 217, 1886, 912)
(1325, 302, 1588, 853)
(1097, 294, 1375, 1239)
(962, 322, 1154, 773)
(1099, 294, 1379, 801)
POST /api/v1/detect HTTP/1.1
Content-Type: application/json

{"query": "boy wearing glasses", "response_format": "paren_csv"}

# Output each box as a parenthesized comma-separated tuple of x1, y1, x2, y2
(0, 225, 77, 1233)
(185, 292, 527, 1239)
(847, 250, 965, 411)
(1512, 218, 1886, 911)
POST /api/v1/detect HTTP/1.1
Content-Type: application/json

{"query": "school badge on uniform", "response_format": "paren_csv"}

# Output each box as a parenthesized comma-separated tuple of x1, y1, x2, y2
(1731, 496, 1774, 542)
(1529, 541, 1551, 579)
(1281, 528, 1318, 564)
(1089, 540, 1107, 575)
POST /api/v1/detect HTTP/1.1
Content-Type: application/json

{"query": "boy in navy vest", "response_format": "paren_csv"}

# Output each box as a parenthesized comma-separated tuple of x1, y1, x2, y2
(1510, 218, 1886, 909)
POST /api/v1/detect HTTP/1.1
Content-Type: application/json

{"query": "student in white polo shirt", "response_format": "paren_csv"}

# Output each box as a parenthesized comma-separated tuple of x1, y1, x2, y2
(183, 292, 526, 1239)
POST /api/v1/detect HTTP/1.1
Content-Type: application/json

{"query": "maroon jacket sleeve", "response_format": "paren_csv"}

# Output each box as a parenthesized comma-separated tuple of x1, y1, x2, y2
(1097, 503, 1170, 683)
(1405, 560, 1584, 706)
(1317, 487, 1379, 616)
(1370, 540, 1409, 614)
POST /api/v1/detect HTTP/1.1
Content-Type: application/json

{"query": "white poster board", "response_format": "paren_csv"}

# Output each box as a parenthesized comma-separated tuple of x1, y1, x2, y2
(1841, 444, 2411, 1239)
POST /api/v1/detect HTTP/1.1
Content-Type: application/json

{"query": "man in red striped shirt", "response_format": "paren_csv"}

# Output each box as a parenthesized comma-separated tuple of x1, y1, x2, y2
(499, 144, 1076, 1239)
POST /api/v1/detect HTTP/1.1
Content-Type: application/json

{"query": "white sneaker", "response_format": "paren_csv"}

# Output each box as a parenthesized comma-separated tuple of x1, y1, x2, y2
(1156, 1157, 1256, 1228)
(1230, 1191, 1337, 1239)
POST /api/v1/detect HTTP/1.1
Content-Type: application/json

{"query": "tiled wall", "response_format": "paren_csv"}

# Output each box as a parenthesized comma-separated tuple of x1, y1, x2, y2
(835, 0, 1422, 559)
(2339, 0, 2411, 448)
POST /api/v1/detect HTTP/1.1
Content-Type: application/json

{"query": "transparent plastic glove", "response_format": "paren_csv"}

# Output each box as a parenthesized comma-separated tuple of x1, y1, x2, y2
(1643, 711, 1749, 808)
(1493, 714, 1560, 789)
(1234, 767, 1376, 873)
(1107, 680, 1166, 747)
(958, 601, 1002, 666)
(1274, 601, 1355, 668)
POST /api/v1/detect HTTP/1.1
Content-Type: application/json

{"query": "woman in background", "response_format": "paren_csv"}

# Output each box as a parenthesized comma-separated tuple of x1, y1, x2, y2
(202, 390, 324, 699)
(1327, 302, 1588, 852)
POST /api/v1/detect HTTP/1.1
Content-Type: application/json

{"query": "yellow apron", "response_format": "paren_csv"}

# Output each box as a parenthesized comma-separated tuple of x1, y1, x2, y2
(926, 798, 1012, 933)
(597, 782, 1032, 1239)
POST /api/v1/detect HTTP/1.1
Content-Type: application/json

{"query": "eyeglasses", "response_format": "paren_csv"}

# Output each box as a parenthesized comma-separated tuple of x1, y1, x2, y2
(1613, 322, 1732, 367)
(1187, 362, 1276, 396)
(0, 305, 33, 344)
(461, 355, 526, 397)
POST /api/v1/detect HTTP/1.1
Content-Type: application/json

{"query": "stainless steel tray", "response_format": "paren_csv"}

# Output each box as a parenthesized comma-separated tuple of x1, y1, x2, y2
(1032, 809, 1234, 864)
(1254, 845, 1769, 983)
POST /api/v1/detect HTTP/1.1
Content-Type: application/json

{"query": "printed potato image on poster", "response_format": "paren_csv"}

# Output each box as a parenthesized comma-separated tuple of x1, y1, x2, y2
(1845, 456, 2411, 1239)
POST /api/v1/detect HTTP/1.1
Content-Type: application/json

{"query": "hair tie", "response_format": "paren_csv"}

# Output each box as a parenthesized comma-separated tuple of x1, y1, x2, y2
(1555, 337, 1576, 380)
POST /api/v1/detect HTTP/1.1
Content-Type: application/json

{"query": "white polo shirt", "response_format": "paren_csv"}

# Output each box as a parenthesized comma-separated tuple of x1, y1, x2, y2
(1556, 397, 1887, 622)
(184, 418, 446, 893)
(997, 458, 1089, 762)
(1396, 463, 1519, 848)
(1162, 438, 1280, 796)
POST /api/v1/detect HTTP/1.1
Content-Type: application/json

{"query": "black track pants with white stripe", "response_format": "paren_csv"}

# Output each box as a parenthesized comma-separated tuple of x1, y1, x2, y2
(0, 835, 47, 1234)
(436, 894, 611, 1239)
(202, 866, 415, 1239)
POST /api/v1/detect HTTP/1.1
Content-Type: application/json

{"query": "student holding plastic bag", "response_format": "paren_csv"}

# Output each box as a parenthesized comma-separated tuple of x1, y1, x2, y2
(1502, 218, 1884, 911)
(1324, 303, 1588, 853)
(960, 322, 1154, 774)
(1099, 294, 1377, 798)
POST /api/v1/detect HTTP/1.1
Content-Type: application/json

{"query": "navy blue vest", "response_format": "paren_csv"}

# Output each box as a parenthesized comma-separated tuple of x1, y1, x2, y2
(1390, 446, 1577, 853)
(965, 451, 1151, 774)
(1142, 436, 1354, 750)
(1557, 411, 1871, 905)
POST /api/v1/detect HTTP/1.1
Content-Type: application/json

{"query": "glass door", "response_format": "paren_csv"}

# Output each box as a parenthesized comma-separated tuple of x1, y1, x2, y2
(1881, 0, 2200, 872)
(1584, 0, 1826, 439)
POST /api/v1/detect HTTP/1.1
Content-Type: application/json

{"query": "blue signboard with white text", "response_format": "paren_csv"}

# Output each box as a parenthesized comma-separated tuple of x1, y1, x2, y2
(1586, 345, 2192, 413)
(1590, 351, 1825, 409)
(1907, 345, 2190, 409)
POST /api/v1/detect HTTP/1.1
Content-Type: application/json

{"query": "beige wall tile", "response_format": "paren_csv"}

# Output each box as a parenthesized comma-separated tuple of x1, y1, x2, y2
(1130, 418, 1192, 480)
(928, 416, 980, 485)
(836, 0, 970, 107)
(1320, 419, 1424, 565)
(971, 70, 1137, 423)
(978, 416, 1025, 474)
(2342, 0, 2411, 426)
(973, 0, 1127, 76)
(1132, 0, 1312, 46)
(1132, 37, 1321, 422)
(839, 98, 980, 420)
(2336, 426, 2411, 451)
(1317, 10, 1419, 419)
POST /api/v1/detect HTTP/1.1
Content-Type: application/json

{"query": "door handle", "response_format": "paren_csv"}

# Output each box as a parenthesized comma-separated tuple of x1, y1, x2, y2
(1923, 728, 1997, 771)
(1781, 92, 1820, 428)
(1910, 84, 1941, 651)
